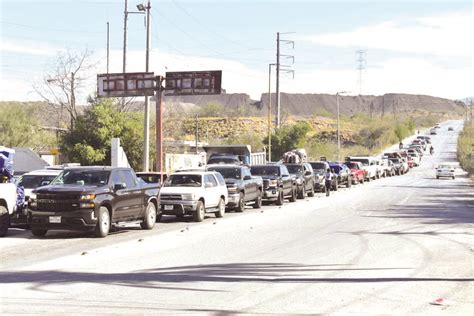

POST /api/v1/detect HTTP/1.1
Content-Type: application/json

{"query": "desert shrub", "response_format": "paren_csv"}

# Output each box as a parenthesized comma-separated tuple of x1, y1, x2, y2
(457, 123, 474, 177)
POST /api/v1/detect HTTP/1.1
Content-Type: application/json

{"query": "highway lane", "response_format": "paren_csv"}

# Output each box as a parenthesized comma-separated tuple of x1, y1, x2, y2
(1, 120, 472, 314)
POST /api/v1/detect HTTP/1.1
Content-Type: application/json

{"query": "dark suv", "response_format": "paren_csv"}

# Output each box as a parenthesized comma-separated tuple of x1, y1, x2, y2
(250, 164, 296, 205)
(284, 163, 315, 198)
(328, 162, 352, 188)
(308, 161, 337, 192)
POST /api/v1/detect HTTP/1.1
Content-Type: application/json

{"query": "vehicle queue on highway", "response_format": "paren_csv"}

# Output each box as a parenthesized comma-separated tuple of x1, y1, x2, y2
(0, 126, 446, 238)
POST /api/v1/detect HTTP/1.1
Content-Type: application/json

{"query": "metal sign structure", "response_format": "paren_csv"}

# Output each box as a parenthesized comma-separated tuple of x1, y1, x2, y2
(164, 70, 222, 96)
(97, 72, 155, 97)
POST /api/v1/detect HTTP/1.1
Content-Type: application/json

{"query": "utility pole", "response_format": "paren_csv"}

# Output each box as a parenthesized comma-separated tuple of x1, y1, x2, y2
(275, 32, 295, 128)
(336, 91, 349, 161)
(106, 22, 110, 74)
(70, 72, 75, 130)
(142, 0, 151, 172)
(123, 0, 128, 73)
(155, 76, 164, 182)
(276, 32, 280, 129)
(268, 63, 275, 161)
(195, 114, 199, 154)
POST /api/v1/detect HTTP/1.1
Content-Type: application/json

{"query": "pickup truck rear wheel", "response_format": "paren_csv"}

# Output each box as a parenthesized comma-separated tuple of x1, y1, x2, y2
(215, 198, 225, 218)
(235, 193, 245, 213)
(253, 190, 262, 208)
(193, 201, 205, 222)
(0, 206, 10, 237)
(140, 202, 156, 230)
(94, 206, 110, 238)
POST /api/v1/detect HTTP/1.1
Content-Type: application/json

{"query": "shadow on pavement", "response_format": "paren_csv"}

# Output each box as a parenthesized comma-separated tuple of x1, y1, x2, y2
(1, 263, 472, 292)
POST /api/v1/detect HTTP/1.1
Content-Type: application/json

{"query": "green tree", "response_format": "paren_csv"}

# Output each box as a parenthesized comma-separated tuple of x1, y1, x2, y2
(0, 102, 55, 150)
(264, 122, 311, 161)
(60, 98, 144, 170)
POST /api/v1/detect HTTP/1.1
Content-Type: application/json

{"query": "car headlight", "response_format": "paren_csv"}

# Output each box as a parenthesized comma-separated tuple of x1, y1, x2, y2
(296, 178, 302, 185)
(80, 202, 95, 209)
(80, 194, 96, 200)
(269, 180, 278, 187)
(182, 193, 197, 200)
(29, 192, 37, 208)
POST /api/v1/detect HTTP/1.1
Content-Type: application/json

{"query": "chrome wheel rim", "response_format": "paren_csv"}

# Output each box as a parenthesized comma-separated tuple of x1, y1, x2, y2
(101, 211, 110, 232)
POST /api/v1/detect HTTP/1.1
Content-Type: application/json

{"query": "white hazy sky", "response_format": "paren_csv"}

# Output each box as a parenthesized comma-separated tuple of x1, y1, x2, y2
(0, 0, 472, 103)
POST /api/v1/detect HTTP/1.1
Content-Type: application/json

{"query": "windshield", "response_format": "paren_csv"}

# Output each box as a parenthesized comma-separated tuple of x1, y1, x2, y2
(350, 159, 369, 166)
(17, 175, 57, 189)
(330, 165, 342, 173)
(208, 157, 240, 164)
(285, 165, 303, 174)
(207, 167, 241, 179)
(345, 162, 358, 169)
(389, 158, 400, 164)
(51, 170, 110, 186)
(250, 166, 280, 177)
(137, 174, 167, 183)
(164, 174, 202, 187)
(309, 162, 326, 171)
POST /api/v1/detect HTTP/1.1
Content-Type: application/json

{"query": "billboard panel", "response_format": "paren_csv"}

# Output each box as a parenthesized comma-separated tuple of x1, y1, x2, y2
(97, 72, 155, 97)
(165, 70, 222, 96)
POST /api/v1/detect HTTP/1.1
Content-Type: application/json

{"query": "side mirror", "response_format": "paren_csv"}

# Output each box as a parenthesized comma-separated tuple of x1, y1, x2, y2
(114, 183, 126, 190)
(243, 175, 252, 180)
(305, 171, 312, 176)
(41, 181, 50, 186)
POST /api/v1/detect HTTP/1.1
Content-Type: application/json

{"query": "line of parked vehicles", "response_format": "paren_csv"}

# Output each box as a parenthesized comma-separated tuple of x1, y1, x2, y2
(0, 134, 433, 238)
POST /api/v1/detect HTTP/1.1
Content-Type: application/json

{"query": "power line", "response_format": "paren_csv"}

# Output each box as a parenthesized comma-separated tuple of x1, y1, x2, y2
(151, 10, 221, 55)
(170, 0, 253, 49)
(0, 21, 105, 34)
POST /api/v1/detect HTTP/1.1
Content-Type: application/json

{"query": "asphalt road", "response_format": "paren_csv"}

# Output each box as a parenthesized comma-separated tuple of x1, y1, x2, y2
(1, 120, 473, 314)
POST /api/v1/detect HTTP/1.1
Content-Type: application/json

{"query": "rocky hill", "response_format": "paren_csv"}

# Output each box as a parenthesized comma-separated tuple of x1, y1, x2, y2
(161, 92, 464, 117)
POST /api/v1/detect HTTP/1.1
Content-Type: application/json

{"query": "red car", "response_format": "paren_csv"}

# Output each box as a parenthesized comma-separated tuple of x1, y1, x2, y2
(344, 161, 366, 184)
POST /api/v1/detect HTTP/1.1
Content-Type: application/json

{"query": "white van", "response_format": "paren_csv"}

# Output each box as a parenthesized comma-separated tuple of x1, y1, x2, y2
(347, 156, 378, 181)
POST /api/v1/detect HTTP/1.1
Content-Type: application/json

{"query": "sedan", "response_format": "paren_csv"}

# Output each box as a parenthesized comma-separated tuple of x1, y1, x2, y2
(436, 164, 455, 179)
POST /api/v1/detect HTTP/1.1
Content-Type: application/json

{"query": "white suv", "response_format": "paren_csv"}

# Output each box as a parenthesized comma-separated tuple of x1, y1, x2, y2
(159, 171, 228, 222)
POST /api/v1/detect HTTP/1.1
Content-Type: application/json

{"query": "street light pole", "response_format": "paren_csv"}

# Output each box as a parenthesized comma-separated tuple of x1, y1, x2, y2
(268, 63, 275, 162)
(142, 0, 151, 172)
(336, 91, 349, 161)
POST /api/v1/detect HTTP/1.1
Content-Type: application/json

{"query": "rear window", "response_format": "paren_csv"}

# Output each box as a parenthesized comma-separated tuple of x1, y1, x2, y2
(164, 174, 202, 187)
(285, 165, 303, 174)
(51, 170, 110, 186)
(207, 167, 241, 179)
(309, 162, 326, 170)
(350, 159, 369, 166)
(17, 175, 57, 189)
(250, 166, 280, 176)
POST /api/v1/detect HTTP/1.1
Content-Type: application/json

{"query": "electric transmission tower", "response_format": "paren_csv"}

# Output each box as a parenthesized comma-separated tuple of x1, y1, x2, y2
(276, 32, 295, 128)
(356, 49, 367, 95)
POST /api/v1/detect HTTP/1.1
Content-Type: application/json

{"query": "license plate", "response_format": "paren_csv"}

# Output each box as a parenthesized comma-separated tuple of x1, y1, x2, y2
(49, 216, 61, 223)
(164, 205, 174, 211)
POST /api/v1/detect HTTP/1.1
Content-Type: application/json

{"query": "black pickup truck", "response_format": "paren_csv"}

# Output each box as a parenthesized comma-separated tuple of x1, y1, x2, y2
(283, 163, 316, 198)
(207, 164, 263, 212)
(29, 167, 159, 238)
(250, 164, 296, 205)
